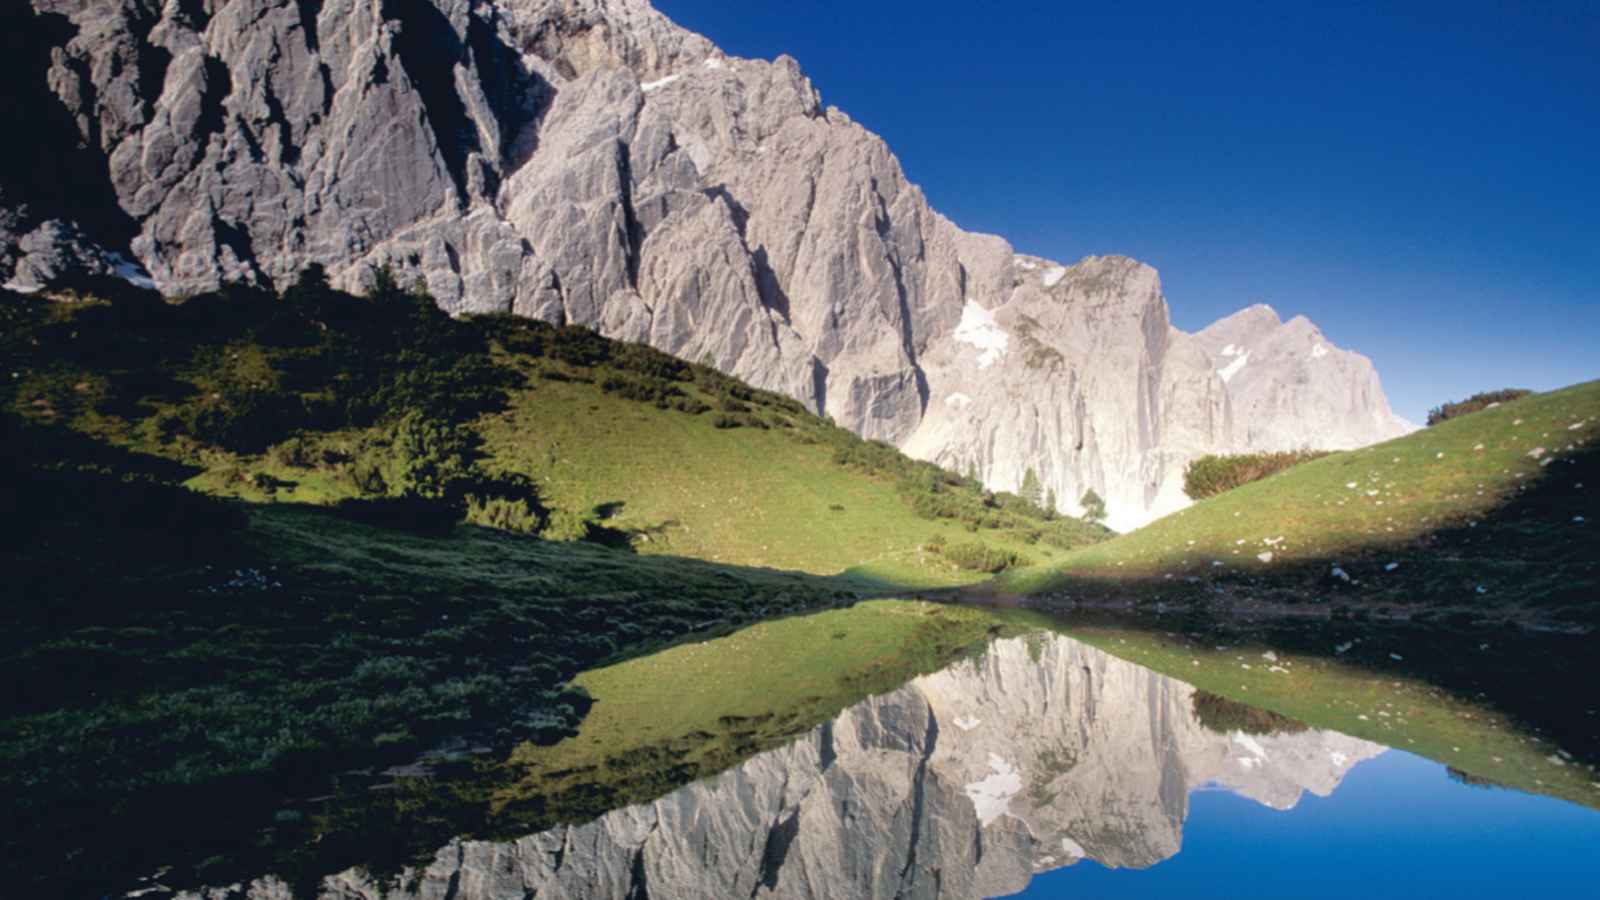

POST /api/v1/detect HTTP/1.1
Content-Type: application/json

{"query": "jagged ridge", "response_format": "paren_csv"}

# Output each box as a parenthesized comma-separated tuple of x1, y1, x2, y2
(1, 0, 1413, 528)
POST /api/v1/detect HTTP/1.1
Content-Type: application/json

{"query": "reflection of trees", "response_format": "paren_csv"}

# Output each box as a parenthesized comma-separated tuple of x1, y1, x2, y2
(1447, 767, 1508, 791)
(1193, 689, 1311, 736)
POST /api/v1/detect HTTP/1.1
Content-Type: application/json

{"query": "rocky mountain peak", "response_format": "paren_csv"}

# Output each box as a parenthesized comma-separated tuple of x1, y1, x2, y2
(1, 0, 1415, 528)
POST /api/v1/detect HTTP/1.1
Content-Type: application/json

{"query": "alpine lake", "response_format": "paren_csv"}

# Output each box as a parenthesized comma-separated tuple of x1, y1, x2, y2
(126, 601, 1600, 899)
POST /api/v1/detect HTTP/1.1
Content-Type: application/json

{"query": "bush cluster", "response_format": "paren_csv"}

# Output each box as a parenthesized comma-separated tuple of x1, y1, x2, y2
(932, 540, 1030, 573)
(819, 432, 1104, 548)
(1427, 388, 1532, 426)
(1183, 450, 1330, 500)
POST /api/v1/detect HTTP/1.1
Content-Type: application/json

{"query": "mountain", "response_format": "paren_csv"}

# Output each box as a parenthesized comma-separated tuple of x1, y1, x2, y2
(1194, 303, 1413, 453)
(167, 632, 1383, 899)
(0, 0, 1411, 529)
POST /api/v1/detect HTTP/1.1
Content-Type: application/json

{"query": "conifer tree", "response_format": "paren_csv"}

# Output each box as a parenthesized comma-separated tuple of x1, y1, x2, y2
(1020, 467, 1043, 508)
(1080, 489, 1107, 523)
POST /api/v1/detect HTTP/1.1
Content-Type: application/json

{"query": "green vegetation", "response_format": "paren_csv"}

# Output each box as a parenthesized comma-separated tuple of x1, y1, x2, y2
(492, 601, 1024, 829)
(5, 273, 1594, 892)
(1061, 620, 1600, 810)
(929, 538, 1031, 573)
(1004, 382, 1599, 625)
(1182, 449, 1332, 500)
(1080, 488, 1107, 523)
(0, 450, 862, 894)
(1428, 388, 1532, 426)
(1192, 689, 1309, 735)
(0, 280, 1109, 895)
(1020, 466, 1043, 507)
(284, 601, 1032, 894)
(2, 279, 1105, 582)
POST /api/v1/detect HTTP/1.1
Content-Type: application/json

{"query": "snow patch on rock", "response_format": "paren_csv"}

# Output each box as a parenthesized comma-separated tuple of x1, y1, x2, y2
(1218, 351, 1250, 383)
(106, 252, 157, 290)
(954, 300, 1009, 370)
(641, 73, 684, 92)
(964, 753, 1023, 826)
(1233, 734, 1270, 760)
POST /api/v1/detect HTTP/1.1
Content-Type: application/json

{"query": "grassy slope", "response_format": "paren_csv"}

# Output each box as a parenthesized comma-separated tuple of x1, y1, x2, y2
(0, 284, 1102, 893)
(475, 359, 1049, 588)
(6, 288, 1096, 588)
(1004, 381, 1600, 622)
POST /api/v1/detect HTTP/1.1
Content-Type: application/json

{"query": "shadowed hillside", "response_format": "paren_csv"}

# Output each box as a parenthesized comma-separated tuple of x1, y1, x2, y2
(1002, 381, 1599, 627)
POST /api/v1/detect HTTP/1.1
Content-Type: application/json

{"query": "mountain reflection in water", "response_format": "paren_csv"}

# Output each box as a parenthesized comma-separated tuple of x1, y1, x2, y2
(177, 632, 1600, 899)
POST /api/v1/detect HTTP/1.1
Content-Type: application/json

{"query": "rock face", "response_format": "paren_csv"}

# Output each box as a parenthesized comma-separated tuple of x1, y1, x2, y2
(1193, 303, 1413, 454)
(1, 0, 1413, 528)
(171, 632, 1386, 899)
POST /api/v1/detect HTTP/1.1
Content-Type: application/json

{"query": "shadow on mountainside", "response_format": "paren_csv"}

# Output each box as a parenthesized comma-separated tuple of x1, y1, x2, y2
(980, 408, 1597, 628)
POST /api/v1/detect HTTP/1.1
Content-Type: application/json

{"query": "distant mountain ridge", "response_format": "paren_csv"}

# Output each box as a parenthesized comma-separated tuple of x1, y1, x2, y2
(0, 0, 1413, 528)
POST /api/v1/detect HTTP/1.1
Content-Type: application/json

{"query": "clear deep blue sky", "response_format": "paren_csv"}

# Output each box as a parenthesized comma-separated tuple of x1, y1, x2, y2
(654, 0, 1598, 423)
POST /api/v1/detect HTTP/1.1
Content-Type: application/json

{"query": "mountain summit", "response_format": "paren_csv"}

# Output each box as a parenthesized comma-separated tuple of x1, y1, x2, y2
(0, 0, 1412, 527)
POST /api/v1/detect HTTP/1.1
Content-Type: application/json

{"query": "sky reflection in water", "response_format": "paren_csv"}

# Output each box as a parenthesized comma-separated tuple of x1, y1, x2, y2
(1018, 749, 1600, 898)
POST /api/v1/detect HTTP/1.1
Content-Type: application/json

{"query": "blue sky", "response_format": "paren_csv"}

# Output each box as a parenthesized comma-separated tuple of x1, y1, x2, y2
(654, 1, 1598, 423)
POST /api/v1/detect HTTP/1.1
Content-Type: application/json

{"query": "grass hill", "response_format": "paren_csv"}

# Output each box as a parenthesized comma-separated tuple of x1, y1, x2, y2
(4, 275, 1103, 585)
(0, 277, 1105, 894)
(1002, 380, 1599, 626)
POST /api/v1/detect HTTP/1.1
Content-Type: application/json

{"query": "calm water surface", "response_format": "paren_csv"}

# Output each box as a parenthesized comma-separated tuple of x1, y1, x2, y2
(1016, 748, 1600, 898)
(172, 629, 1600, 898)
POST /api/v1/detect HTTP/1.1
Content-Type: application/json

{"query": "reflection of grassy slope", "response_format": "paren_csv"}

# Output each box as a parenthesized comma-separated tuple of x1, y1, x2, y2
(0, 481, 861, 895)
(267, 602, 1033, 891)
(1064, 622, 1600, 810)
(1004, 381, 1599, 623)
(491, 600, 1026, 827)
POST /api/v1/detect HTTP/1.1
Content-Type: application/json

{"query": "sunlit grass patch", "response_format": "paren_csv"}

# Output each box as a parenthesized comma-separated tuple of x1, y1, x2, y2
(1006, 381, 1599, 620)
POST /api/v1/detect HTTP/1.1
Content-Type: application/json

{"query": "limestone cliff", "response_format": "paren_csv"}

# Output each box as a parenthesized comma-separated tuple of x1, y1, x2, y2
(1, 0, 1413, 527)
